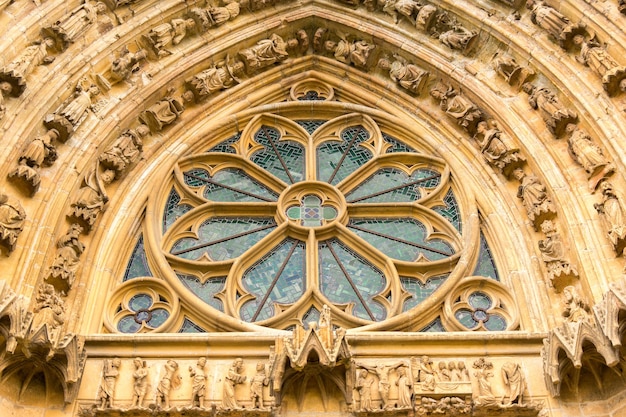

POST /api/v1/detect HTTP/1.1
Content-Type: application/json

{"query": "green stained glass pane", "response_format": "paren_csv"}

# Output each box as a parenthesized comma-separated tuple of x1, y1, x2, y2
(346, 168, 441, 203)
(203, 168, 278, 202)
(163, 188, 193, 232)
(123, 235, 153, 281)
(171, 218, 276, 261)
(348, 218, 454, 261)
(207, 132, 241, 153)
(420, 317, 446, 332)
(433, 189, 462, 232)
(319, 239, 386, 321)
(401, 275, 448, 312)
(383, 133, 417, 153)
(147, 308, 169, 328)
(472, 232, 499, 280)
(240, 239, 306, 322)
(184, 168, 211, 187)
(296, 120, 327, 134)
(252, 126, 305, 184)
(317, 126, 372, 185)
(129, 294, 153, 311)
(302, 306, 321, 328)
(117, 315, 141, 333)
(178, 273, 225, 312)
(468, 291, 492, 310)
(179, 318, 206, 333)
(455, 309, 478, 329)
(484, 313, 507, 331)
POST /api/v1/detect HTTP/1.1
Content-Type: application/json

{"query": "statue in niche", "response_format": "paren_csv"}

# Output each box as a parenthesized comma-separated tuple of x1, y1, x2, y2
(223, 358, 246, 409)
(501, 362, 525, 406)
(99, 125, 149, 178)
(131, 358, 149, 408)
(47, 223, 85, 291)
(155, 360, 181, 409)
(69, 168, 114, 232)
(538, 220, 578, 285)
(9, 129, 59, 196)
(355, 368, 374, 411)
(30, 283, 65, 332)
(44, 83, 100, 142)
(357, 361, 404, 410)
(526, 0, 586, 49)
(189, 357, 207, 408)
(250, 362, 269, 409)
(42, 2, 108, 51)
(492, 55, 535, 90)
(0, 192, 26, 255)
(594, 181, 626, 256)
(183, 59, 244, 103)
(562, 285, 591, 323)
(97, 358, 121, 409)
(439, 24, 478, 53)
(573, 35, 626, 97)
(0, 38, 55, 97)
(437, 361, 451, 381)
(474, 120, 526, 177)
(512, 168, 556, 227)
(109, 47, 147, 84)
(188, 3, 240, 33)
(429, 84, 483, 134)
(473, 358, 498, 406)
(565, 124, 614, 191)
(377, 56, 429, 95)
(418, 355, 436, 391)
(396, 366, 412, 409)
(139, 91, 184, 132)
(143, 18, 196, 58)
(238, 31, 307, 74)
(522, 83, 577, 137)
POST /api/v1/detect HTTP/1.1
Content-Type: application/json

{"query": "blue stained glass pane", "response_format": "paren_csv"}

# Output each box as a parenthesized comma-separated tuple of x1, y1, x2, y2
(468, 292, 492, 310)
(171, 218, 276, 261)
(383, 133, 417, 153)
(455, 309, 478, 329)
(317, 126, 372, 185)
(472, 232, 499, 280)
(420, 317, 446, 332)
(129, 294, 153, 312)
(348, 218, 454, 261)
(346, 168, 441, 203)
(433, 189, 462, 232)
(319, 240, 386, 321)
(296, 120, 326, 134)
(484, 313, 507, 331)
(252, 126, 305, 184)
(302, 306, 321, 328)
(147, 308, 169, 328)
(401, 275, 448, 311)
(203, 168, 279, 202)
(240, 239, 306, 322)
(207, 132, 241, 153)
(163, 188, 193, 232)
(117, 315, 141, 333)
(123, 235, 153, 281)
(178, 273, 225, 311)
(179, 318, 206, 333)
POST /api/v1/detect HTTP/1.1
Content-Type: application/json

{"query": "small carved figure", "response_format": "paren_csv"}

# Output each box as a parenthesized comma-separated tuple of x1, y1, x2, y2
(69, 168, 114, 232)
(184, 59, 244, 102)
(9, 129, 60, 195)
(448, 362, 460, 381)
(538, 220, 578, 285)
(99, 125, 149, 178)
(250, 362, 268, 409)
(396, 366, 412, 409)
(437, 361, 451, 382)
(439, 24, 478, 53)
(512, 168, 556, 227)
(378, 56, 429, 95)
(357, 362, 404, 409)
(109, 47, 147, 84)
(562, 285, 590, 323)
(144, 19, 196, 58)
(415, 4, 437, 31)
(565, 124, 614, 190)
(473, 358, 498, 406)
(155, 360, 181, 409)
(238, 34, 290, 73)
(188, 3, 240, 33)
(430, 85, 483, 134)
(492, 55, 535, 90)
(526, 0, 586, 49)
(189, 357, 207, 408)
(573, 35, 626, 96)
(355, 369, 374, 411)
(474, 120, 525, 176)
(44, 84, 100, 142)
(223, 358, 246, 409)
(0, 81, 9, 120)
(594, 181, 626, 256)
(97, 358, 121, 409)
(458, 361, 470, 381)
(47, 223, 85, 291)
(381, 0, 419, 23)
(522, 83, 577, 137)
(324, 38, 376, 69)
(501, 362, 525, 406)
(0, 38, 55, 97)
(0, 192, 26, 255)
(139, 93, 184, 132)
(131, 358, 149, 408)
(31, 283, 65, 331)
(42, 2, 108, 51)
(418, 355, 435, 391)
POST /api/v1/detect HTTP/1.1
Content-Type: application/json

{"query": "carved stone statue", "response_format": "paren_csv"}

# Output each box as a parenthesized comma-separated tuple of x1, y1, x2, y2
(573, 35, 626, 96)
(44, 84, 100, 142)
(0, 81, 8, 120)
(184, 59, 244, 102)
(415, 4, 437, 31)
(522, 83, 577, 137)
(439, 24, 478, 53)
(538, 220, 578, 286)
(189, 357, 207, 408)
(562, 285, 590, 323)
(418, 355, 435, 391)
(472, 358, 498, 406)
(526, 0, 586, 49)
(131, 358, 149, 408)
(437, 361, 451, 382)
(155, 360, 181, 409)
(357, 361, 403, 409)
(188, 3, 240, 33)
(430, 85, 483, 134)
(396, 366, 412, 409)
(381, 0, 419, 23)
(250, 362, 268, 409)
(99, 125, 149, 178)
(41, 2, 108, 51)
(97, 358, 121, 409)
(139, 93, 184, 132)
(47, 223, 85, 291)
(324, 38, 376, 69)
(565, 124, 614, 190)
(0, 192, 26, 255)
(69, 168, 114, 232)
(30, 283, 65, 332)
(9, 129, 59, 195)
(501, 362, 525, 406)
(109, 47, 147, 84)
(474, 120, 525, 177)
(223, 358, 246, 409)
(512, 168, 556, 228)
(377, 56, 429, 95)
(144, 19, 196, 58)
(238, 34, 291, 73)
(0, 38, 55, 97)
(492, 55, 535, 90)
(355, 368, 374, 411)
(594, 181, 626, 256)
(458, 361, 470, 381)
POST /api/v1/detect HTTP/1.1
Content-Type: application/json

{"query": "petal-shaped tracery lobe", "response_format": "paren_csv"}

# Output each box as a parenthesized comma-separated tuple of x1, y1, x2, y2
(251, 126, 305, 184)
(183, 168, 278, 202)
(319, 239, 386, 321)
(177, 273, 226, 312)
(317, 125, 373, 185)
(163, 188, 193, 232)
(345, 168, 441, 203)
(170, 218, 277, 261)
(347, 218, 455, 261)
(240, 238, 306, 322)
(401, 275, 448, 312)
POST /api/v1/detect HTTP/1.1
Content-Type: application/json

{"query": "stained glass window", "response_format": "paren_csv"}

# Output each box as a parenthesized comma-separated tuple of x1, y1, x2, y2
(123, 235, 152, 281)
